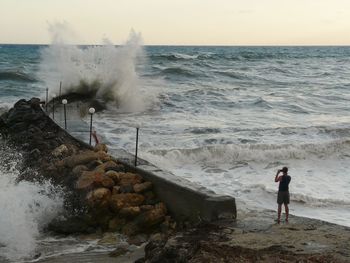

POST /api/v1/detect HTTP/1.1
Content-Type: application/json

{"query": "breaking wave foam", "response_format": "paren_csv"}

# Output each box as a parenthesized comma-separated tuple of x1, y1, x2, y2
(147, 139, 350, 166)
(38, 26, 159, 112)
(0, 145, 63, 261)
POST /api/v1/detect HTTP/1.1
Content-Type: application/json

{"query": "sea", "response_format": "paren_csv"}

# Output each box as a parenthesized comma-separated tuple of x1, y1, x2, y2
(0, 41, 350, 261)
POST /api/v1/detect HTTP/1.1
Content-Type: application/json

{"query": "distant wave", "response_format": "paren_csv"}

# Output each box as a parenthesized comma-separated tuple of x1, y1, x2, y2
(214, 70, 249, 80)
(0, 71, 36, 82)
(148, 139, 350, 165)
(161, 67, 197, 78)
(151, 53, 200, 61)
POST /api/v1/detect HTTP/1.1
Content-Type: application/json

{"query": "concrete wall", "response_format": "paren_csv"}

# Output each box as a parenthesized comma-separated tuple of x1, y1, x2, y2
(112, 150, 237, 223)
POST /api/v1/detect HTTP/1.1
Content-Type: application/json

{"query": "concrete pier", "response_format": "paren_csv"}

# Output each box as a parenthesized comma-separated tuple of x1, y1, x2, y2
(52, 102, 237, 222)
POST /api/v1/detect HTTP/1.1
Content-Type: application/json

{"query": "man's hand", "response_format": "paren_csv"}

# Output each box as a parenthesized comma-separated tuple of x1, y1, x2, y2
(275, 170, 281, 182)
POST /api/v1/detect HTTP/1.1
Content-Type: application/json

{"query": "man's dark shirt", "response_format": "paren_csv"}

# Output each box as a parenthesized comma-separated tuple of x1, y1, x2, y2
(279, 175, 291, 191)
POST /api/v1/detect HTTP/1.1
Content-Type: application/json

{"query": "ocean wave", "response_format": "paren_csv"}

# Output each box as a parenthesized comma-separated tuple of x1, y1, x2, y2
(161, 67, 197, 78)
(186, 127, 221, 134)
(150, 53, 200, 61)
(214, 70, 249, 80)
(290, 193, 350, 207)
(0, 71, 36, 82)
(243, 184, 350, 207)
(147, 139, 350, 165)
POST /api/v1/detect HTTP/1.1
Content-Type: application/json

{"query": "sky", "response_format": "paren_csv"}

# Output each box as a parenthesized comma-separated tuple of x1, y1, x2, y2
(1, 0, 350, 45)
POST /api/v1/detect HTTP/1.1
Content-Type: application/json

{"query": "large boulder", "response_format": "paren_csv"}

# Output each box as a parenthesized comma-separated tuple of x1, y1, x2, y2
(134, 182, 153, 193)
(109, 193, 145, 212)
(76, 170, 103, 190)
(59, 150, 110, 168)
(86, 187, 111, 208)
(118, 172, 143, 186)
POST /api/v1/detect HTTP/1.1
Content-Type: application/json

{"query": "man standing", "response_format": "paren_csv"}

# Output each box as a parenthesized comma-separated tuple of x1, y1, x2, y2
(275, 167, 291, 224)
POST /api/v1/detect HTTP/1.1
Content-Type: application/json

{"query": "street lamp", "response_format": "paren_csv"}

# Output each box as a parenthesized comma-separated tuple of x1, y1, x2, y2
(89, 107, 95, 145)
(62, 99, 68, 130)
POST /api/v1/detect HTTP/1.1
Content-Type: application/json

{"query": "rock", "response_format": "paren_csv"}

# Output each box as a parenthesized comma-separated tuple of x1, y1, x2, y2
(118, 173, 143, 186)
(128, 234, 148, 246)
(134, 182, 152, 193)
(48, 216, 94, 234)
(105, 164, 126, 173)
(109, 217, 126, 231)
(86, 187, 111, 208)
(51, 144, 69, 158)
(120, 184, 134, 193)
(87, 160, 104, 170)
(97, 232, 121, 245)
(122, 223, 140, 236)
(135, 203, 167, 228)
(72, 164, 89, 177)
(140, 205, 154, 211)
(86, 187, 111, 207)
(108, 245, 129, 257)
(76, 171, 103, 190)
(112, 186, 121, 195)
(62, 150, 110, 168)
(119, 206, 141, 218)
(94, 143, 108, 153)
(95, 160, 118, 172)
(149, 233, 164, 242)
(101, 176, 115, 188)
(109, 193, 145, 212)
(105, 170, 120, 183)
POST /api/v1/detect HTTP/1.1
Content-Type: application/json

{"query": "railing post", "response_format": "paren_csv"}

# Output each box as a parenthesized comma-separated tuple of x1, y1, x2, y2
(52, 93, 56, 120)
(45, 88, 48, 112)
(135, 126, 140, 166)
(89, 107, 95, 146)
(62, 99, 67, 130)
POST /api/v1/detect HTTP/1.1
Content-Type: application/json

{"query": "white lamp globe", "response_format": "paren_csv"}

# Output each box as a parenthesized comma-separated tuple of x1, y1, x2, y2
(62, 99, 68, 105)
(89, 107, 96, 114)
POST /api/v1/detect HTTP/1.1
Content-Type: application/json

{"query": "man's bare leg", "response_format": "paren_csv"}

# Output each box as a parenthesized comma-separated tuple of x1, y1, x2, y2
(284, 204, 289, 223)
(277, 204, 282, 224)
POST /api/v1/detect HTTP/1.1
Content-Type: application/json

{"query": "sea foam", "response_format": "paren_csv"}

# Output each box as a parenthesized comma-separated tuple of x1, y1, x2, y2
(37, 25, 159, 112)
(0, 146, 63, 261)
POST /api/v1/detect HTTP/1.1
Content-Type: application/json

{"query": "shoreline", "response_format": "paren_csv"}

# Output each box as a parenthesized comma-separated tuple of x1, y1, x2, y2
(1, 98, 349, 262)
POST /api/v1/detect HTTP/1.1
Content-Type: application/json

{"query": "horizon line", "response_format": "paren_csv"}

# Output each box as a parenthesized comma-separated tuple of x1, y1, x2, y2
(1, 43, 350, 47)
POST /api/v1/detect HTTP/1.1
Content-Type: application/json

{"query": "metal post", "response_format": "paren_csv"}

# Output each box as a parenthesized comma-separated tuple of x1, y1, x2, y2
(88, 108, 95, 146)
(45, 88, 48, 112)
(62, 99, 67, 130)
(52, 94, 56, 120)
(135, 127, 139, 166)
(59, 81, 62, 97)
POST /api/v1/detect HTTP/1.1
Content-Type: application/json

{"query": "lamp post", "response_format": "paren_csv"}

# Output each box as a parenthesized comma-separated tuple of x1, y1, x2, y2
(52, 93, 56, 120)
(45, 88, 48, 112)
(89, 107, 95, 146)
(59, 81, 62, 97)
(135, 125, 140, 166)
(62, 99, 67, 130)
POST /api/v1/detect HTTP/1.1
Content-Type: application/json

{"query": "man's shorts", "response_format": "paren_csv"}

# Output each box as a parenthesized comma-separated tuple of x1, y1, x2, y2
(277, 191, 290, 204)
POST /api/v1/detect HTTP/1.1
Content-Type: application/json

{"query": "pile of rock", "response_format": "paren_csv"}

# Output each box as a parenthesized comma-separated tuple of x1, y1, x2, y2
(50, 143, 169, 236)
(1, 98, 171, 237)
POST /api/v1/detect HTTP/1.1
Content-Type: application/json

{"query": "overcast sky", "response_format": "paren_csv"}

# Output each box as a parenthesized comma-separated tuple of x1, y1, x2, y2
(1, 0, 350, 45)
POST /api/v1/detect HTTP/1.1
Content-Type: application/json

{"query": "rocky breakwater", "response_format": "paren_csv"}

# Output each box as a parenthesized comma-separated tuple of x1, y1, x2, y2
(0, 98, 172, 238)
